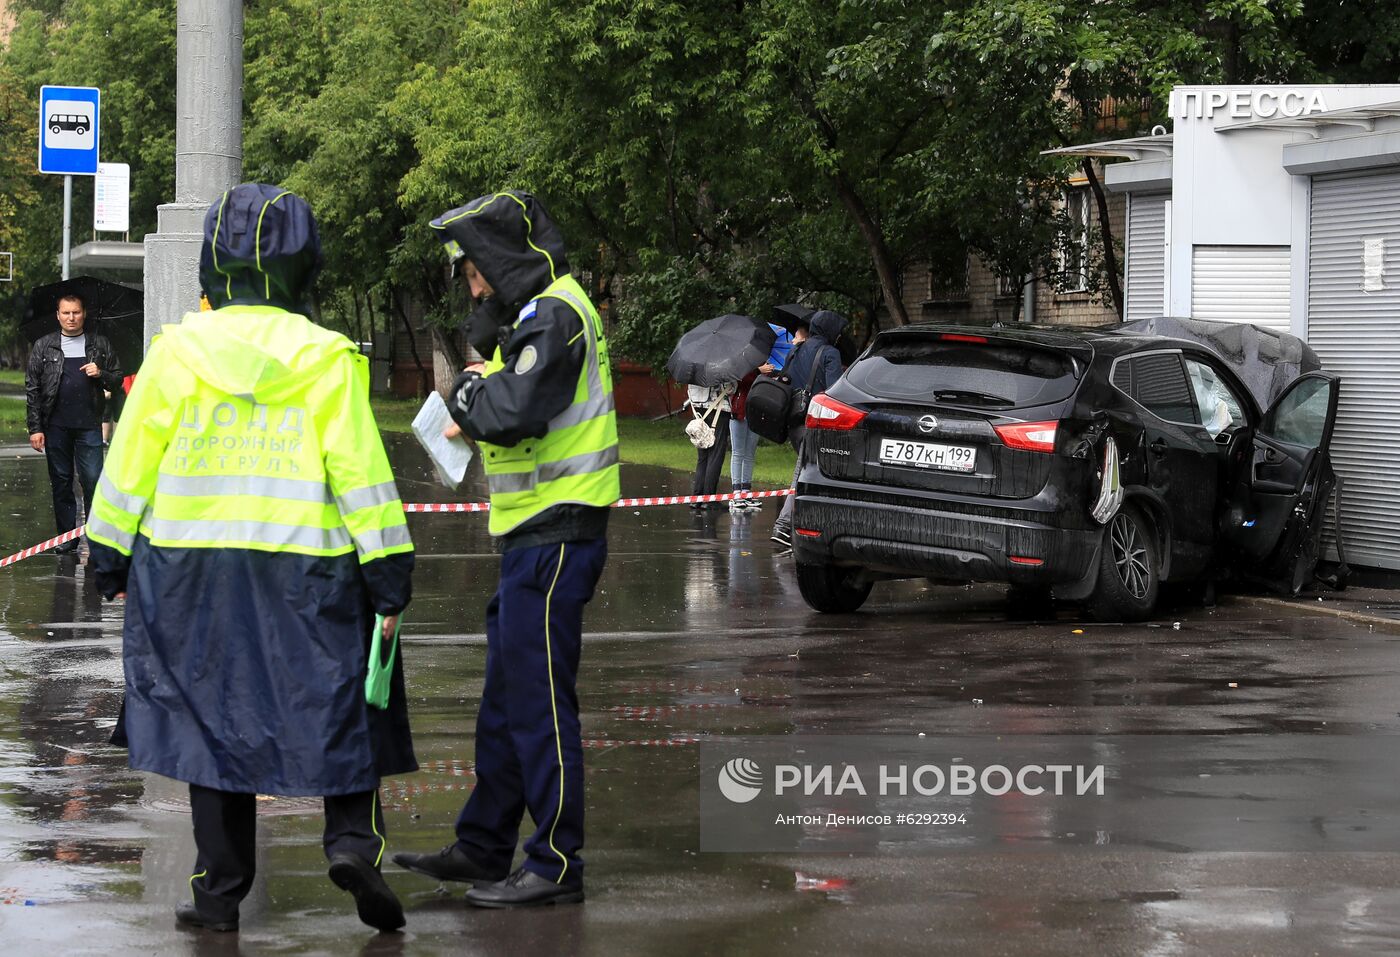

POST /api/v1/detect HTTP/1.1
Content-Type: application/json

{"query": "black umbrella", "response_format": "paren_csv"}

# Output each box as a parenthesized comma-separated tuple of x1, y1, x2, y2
(772, 302, 814, 334)
(665, 314, 777, 387)
(25, 277, 145, 373)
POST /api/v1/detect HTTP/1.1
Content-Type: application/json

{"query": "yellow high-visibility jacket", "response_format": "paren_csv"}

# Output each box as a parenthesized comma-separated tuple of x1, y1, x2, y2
(86, 305, 417, 796)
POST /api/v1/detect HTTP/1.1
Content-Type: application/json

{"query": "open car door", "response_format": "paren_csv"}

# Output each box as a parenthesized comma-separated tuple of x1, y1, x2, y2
(1225, 372, 1341, 593)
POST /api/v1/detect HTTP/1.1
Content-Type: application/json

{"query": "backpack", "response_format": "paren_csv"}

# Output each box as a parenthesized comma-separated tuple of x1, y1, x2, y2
(746, 343, 836, 443)
(744, 372, 796, 443)
(684, 392, 725, 449)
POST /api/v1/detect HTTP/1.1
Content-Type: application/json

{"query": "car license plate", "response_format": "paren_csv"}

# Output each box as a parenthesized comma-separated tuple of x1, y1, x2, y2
(878, 438, 976, 473)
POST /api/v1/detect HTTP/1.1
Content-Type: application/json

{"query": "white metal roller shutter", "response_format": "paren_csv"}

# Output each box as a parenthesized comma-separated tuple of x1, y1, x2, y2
(1190, 245, 1291, 331)
(1308, 168, 1400, 570)
(1125, 193, 1168, 322)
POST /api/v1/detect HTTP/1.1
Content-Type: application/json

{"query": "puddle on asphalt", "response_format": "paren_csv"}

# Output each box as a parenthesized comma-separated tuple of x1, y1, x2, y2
(1, 439, 1400, 953)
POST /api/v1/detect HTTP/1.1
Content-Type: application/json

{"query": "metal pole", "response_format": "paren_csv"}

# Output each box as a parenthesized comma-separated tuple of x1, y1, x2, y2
(61, 175, 72, 280)
(143, 0, 243, 346)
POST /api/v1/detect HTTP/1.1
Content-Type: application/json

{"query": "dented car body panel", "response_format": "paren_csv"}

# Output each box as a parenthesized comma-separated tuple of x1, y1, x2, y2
(792, 321, 1341, 616)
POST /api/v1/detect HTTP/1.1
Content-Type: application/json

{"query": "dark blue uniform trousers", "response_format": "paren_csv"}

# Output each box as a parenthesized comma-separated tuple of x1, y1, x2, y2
(188, 784, 386, 923)
(455, 538, 607, 886)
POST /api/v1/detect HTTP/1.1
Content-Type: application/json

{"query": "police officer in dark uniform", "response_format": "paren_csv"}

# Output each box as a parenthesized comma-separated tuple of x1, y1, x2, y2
(393, 191, 618, 907)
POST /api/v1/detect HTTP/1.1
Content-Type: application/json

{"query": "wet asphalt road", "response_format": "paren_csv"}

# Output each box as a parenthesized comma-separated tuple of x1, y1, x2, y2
(2, 435, 1400, 955)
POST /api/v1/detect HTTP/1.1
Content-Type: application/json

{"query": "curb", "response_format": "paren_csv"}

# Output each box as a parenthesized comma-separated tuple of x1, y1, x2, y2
(1231, 593, 1400, 631)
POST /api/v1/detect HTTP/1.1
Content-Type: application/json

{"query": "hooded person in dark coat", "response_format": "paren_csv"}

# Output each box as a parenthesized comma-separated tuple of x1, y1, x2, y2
(771, 309, 848, 547)
(86, 183, 417, 934)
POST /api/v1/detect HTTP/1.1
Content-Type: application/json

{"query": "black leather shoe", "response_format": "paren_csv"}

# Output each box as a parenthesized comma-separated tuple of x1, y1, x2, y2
(464, 867, 584, 908)
(392, 843, 505, 884)
(175, 900, 238, 932)
(328, 853, 406, 932)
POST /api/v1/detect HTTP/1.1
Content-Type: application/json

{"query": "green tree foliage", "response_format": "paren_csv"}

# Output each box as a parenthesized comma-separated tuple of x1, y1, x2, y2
(5, 0, 1400, 370)
(0, 0, 173, 291)
(244, 0, 467, 357)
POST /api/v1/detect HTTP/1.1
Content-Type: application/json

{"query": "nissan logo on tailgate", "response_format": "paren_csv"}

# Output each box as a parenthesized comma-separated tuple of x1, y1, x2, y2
(918, 415, 939, 433)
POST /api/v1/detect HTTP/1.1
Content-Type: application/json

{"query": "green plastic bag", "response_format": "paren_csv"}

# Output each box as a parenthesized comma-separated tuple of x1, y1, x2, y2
(365, 614, 402, 710)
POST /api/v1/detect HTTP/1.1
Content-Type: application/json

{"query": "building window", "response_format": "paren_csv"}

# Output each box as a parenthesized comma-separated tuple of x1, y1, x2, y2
(929, 254, 970, 302)
(996, 272, 1020, 298)
(1060, 186, 1091, 293)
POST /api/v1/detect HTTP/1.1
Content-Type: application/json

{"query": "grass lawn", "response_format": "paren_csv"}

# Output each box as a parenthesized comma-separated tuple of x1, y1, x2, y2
(0, 398, 27, 441)
(0, 370, 23, 389)
(370, 397, 422, 434)
(614, 415, 796, 488)
(371, 398, 796, 488)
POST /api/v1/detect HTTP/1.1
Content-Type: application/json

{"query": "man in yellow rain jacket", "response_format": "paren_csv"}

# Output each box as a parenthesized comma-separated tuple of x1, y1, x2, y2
(393, 191, 616, 907)
(86, 184, 416, 933)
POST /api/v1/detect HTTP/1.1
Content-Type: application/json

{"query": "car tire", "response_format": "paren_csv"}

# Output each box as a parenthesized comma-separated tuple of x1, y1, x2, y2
(796, 560, 873, 614)
(1086, 506, 1159, 622)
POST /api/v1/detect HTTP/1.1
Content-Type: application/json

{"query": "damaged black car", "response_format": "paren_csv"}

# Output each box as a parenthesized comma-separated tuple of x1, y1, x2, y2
(790, 317, 1340, 620)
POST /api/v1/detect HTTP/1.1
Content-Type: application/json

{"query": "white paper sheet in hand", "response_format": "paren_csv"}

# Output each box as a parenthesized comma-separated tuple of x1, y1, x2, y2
(411, 392, 474, 490)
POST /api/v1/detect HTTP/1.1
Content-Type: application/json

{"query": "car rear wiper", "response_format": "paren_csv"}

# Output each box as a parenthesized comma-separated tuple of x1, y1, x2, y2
(932, 389, 1014, 408)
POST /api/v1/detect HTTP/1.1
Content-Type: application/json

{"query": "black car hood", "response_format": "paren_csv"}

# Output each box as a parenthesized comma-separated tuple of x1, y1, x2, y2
(1115, 316, 1321, 409)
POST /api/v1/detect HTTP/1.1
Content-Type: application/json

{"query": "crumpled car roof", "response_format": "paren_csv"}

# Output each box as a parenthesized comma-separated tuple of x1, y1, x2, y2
(1113, 316, 1322, 409)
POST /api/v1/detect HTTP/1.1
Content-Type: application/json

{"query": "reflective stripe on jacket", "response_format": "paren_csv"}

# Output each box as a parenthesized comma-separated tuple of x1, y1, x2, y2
(86, 306, 413, 565)
(479, 275, 620, 536)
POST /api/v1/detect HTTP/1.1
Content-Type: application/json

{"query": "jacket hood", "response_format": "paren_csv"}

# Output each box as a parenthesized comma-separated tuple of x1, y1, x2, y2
(159, 307, 355, 404)
(809, 309, 848, 342)
(200, 184, 323, 311)
(430, 191, 570, 307)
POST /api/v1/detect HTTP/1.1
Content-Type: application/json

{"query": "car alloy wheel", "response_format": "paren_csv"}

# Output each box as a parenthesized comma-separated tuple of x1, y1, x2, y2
(1109, 511, 1151, 600)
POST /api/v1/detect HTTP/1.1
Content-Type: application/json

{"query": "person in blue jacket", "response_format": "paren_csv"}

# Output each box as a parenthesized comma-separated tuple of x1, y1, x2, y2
(771, 310, 847, 547)
(728, 322, 796, 512)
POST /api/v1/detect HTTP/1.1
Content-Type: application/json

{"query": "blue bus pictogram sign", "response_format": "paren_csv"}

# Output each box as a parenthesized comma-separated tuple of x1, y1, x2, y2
(38, 85, 100, 176)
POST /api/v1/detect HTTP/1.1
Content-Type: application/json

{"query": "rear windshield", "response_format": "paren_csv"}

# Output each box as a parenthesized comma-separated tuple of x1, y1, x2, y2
(847, 335, 1081, 409)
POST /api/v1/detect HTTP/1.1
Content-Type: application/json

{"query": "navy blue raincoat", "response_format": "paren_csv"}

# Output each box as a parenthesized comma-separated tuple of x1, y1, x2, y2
(90, 184, 417, 795)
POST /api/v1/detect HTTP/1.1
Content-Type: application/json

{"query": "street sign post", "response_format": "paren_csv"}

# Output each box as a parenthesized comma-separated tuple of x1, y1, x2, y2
(38, 85, 101, 280)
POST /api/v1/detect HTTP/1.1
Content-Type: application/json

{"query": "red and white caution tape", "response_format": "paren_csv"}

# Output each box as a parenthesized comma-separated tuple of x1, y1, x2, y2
(402, 487, 792, 514)
(0, 488, 794, 569)
(0, 527, 83, 568)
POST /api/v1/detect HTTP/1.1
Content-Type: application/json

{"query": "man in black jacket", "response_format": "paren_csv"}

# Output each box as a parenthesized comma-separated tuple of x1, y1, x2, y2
(25, 293, 123, 552)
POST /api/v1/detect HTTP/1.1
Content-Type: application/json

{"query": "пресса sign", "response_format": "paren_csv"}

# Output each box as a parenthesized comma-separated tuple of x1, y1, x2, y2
(1173, 88, 1329, 121)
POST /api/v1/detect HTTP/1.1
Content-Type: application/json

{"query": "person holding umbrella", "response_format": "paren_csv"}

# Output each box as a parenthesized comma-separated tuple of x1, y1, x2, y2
(666, 314, 777, 507)
(25, 291, 124, 553)
(684, 378, 734, 507)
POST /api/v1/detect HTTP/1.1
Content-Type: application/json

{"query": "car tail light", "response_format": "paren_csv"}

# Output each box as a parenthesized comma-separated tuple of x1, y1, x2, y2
(994, 420, 1058, 453)
(941, 333, 988, 344)
(806, 394, 868, 431)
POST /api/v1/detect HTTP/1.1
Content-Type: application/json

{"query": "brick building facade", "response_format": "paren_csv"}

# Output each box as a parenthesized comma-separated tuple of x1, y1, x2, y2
(893, 176, 1124, 332)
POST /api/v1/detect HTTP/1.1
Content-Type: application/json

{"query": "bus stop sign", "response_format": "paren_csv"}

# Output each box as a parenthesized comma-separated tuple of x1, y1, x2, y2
(38, 85, 100, 175)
